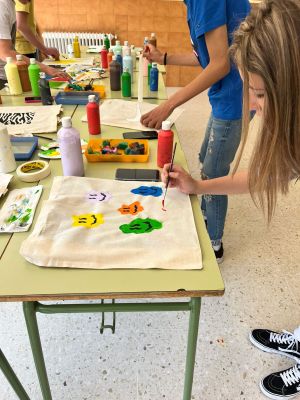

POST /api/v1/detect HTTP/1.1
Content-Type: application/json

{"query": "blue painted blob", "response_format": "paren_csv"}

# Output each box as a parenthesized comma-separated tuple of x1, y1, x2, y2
(131, 186, 163, 197)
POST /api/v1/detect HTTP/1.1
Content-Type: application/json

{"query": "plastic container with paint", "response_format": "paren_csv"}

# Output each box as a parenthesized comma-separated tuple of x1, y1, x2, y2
(28, 58, 40, 97)
(157, 120, 174, 168)
(4, 57, 22, 95)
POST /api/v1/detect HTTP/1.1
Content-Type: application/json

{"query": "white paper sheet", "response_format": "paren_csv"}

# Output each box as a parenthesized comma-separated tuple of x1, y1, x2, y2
(81, 99, 184, 131)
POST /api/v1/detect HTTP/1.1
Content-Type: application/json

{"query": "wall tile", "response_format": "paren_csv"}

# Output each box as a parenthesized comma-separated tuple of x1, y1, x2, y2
(140, 16, 154, 32)
(114, 0, 129, 16)
(169, 2, 186, 17)
(166, 65, 180, 87)
(128, 16, 141, 32)
(115, 15, 128, 32)
(179, 66, 200, 86)
(167, 32, 190, 48)
(153, 17, 170, 33)
(139, 0, 156, 17)
(155, 1, 170, 17)
(169, 17, 188, 33)
(98, 0, 114, 14)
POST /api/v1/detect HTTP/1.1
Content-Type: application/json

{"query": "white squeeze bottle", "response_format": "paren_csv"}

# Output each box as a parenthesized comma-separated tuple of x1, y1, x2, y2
(0, 125, 17, 173)
(57, 117, 84, 177)
(4, 57, 22, 95)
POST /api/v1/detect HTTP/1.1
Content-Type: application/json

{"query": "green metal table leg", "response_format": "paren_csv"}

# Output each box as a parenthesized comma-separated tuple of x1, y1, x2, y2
(0, 348, 30, 400)
(23, 302, 52, 400)
(183, 297, 201, 400)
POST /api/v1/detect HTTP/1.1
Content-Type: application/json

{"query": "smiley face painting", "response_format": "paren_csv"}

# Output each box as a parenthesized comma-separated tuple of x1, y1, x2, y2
(119, 218, 162, 234)
(72, 213, 104, 228)
(118, 201, 144, 215)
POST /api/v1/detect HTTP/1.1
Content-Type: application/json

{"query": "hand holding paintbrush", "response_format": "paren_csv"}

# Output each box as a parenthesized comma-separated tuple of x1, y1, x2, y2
(162, 142, 177, 211)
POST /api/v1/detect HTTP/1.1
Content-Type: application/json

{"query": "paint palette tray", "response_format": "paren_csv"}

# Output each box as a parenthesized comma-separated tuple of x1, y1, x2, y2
(10, 136, 38, 160)
(54, 91, 100, 105)
(85, 139, 149, 163)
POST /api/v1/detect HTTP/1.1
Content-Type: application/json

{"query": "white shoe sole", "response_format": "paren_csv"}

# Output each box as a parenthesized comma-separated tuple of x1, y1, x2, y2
(249, 333, 300, 362)
(259, 379, 298, 399)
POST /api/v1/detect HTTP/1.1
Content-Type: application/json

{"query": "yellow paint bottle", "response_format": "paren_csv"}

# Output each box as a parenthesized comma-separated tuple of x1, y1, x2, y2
(73, 36, 81, 58)
(4, 57, 22, 95)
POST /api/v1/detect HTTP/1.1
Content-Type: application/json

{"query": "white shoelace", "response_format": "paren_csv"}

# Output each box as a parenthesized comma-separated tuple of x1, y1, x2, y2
(280, 364, 300, 390)
(270, 330, 300, 356)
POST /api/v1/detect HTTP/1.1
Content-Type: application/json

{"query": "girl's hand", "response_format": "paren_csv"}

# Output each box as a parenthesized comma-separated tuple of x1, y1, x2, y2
(162, 164, 200, 194)
(143, 44, 164, 64)
(141, 102, 173, 129)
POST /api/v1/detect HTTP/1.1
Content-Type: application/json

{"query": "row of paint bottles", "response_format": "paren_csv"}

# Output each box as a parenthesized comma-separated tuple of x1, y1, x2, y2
(157, 120, 174, 169)
(4, 57, 22, 95)
(38, 72, 53, 105)
(0, 125, 17, 173)
(57, 116, 84, 177)
(73, 36, 81, 58)
(86, 94, 101, 135)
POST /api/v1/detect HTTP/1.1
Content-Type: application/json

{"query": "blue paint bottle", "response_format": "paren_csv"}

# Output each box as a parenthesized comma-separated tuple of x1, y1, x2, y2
(149, 62, 159, 91)
(115, 50, 123, 69)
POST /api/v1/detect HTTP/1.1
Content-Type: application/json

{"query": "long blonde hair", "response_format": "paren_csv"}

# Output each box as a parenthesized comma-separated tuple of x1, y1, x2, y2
(230, 0, 300, 221)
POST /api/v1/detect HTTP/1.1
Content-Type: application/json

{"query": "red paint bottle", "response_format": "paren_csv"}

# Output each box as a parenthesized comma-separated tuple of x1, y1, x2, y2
(157, 120, 174, 168)
(86, 94, 101, 135)
(100, 46, 108, 69)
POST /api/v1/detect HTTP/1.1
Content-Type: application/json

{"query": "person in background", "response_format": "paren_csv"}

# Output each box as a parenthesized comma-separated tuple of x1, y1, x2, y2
(15, 0, 59, 60)
(142, 0, 251, 263)
(162, 1, 300, 398)
(0, 0, 68, 90)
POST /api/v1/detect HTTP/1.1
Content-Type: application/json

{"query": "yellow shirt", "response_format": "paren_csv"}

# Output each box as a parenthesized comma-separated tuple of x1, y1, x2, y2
(15, 0, 36, 55)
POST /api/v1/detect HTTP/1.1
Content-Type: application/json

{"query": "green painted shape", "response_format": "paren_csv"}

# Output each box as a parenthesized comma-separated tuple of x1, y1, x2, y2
(119, 218, 163, 234)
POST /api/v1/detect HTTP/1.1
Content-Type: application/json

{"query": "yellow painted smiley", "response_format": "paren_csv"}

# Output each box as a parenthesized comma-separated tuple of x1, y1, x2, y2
(72, 213, 104, 228)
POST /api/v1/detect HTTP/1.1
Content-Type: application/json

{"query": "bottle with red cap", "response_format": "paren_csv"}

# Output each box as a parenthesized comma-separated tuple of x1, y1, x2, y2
(157, 120, 174, 168)
(86, 95, 101, 135)
(100, 46, 108, 69)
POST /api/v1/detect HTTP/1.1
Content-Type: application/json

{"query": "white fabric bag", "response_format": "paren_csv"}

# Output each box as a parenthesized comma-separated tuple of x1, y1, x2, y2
(20, 176, 203, 270)
(0, 105, 62, 135)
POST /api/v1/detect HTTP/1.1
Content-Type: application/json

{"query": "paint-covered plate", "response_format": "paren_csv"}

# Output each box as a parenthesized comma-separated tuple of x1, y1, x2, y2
(38, 139, 88, 159)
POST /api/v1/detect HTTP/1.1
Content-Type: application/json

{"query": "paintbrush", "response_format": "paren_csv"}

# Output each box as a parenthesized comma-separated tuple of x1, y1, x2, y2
(162, 142, 177, 211)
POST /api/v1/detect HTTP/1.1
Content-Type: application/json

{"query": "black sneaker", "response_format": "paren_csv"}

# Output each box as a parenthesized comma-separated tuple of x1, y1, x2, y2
(249, 329, 300, 362)
(260, 363, 300, 399)
(213, 242, 224, 264)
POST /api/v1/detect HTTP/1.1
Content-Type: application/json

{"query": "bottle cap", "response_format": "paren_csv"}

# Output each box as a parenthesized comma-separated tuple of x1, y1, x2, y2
(61, 116, 72, 128)
(112, 55, 117, 61)
(6, 57, 13, 63)
(30, 58, 36, 64)
(16, 54, 23, 61)
(88, 94, 96, 102)
(124, 41, 128, 46)
(162, 120, 172, 131)
(116, 40, 121, 45)
(144, 37, 149, 41)
(109, 48, 114, 53)
(39, 72, 46, 79)
(99, 46, 104, 51)
(151, 33, 156, 37)
(123, 67, 129, 73)
(74, 36, 78, 40)
(152, 62, 158, 68)
(131, 44, 135, 49)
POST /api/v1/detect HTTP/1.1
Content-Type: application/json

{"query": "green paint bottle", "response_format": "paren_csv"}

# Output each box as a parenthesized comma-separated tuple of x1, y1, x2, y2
(28, 58, 41, 97)
(121, 68, 131, 97)
(104, 34, 110, 50)
(148, 62, 152, 85)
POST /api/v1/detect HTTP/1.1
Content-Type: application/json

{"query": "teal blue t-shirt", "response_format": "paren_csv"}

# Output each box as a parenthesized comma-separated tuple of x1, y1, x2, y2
(185, 0, 251, 120)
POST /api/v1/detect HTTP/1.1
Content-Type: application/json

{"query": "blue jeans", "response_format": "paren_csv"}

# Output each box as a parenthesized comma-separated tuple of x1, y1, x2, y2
(199, 114, 242, 246)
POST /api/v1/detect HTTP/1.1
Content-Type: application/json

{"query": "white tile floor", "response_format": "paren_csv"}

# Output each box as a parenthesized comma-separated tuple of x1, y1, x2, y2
(0, 88, 299, 400)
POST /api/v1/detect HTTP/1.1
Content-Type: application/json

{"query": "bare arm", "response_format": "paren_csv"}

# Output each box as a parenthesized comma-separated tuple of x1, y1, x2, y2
(144, 45, 200, 67)
(162, 165, 249, 195)
(16, 11, 59, 59)
(0, 39, 68, 78)
(141, 25, 230, 129)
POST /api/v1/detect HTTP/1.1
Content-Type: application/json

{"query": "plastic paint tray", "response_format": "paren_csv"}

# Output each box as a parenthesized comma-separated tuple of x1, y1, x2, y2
(85, 139, 149, 163)
(64, 85, 106, 98)
(54, 91, 100, 105)
(10, 136, 38, 160)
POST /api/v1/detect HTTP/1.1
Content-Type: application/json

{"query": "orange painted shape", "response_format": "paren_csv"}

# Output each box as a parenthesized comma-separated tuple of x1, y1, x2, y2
(118, 201, 144, 215)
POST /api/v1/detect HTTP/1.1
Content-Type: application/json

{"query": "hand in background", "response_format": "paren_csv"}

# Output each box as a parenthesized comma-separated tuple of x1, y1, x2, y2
(143, 44, 164, 64)
(162, 164, 200, 195)
(44, 47, 60, 60)
(43, 65, 70, 80)
(141, 102, 173, 130)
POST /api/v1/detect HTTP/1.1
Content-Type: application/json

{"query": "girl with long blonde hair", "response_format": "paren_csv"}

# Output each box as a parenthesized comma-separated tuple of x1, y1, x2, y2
(162, 0, 300, 398)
